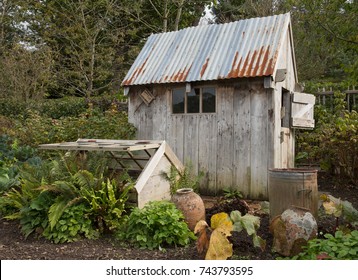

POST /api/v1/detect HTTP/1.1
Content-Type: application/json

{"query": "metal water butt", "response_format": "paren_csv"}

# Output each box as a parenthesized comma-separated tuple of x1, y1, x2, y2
(268, 168, 318, 220)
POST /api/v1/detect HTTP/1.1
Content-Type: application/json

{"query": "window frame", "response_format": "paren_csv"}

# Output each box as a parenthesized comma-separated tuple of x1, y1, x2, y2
(171, 86, 216, 115)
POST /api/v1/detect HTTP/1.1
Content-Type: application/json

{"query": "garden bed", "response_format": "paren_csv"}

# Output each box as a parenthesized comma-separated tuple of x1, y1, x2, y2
(0, 173, 357, 260)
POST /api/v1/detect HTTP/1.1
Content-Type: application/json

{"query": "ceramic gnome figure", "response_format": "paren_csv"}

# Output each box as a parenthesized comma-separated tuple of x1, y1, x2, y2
(270, 206, 317, 257)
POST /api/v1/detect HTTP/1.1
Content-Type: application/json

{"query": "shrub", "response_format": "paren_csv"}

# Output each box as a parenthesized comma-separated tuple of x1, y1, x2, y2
(38, 97, 88, 119)
(118, 201, 196, 249)
(0, 135, 37, 165)
(296, 91, 358, 184)
(12, 107, 136, 147)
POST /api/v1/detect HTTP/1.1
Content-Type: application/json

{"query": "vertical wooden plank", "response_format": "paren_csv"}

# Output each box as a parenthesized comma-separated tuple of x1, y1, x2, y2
(267, 87, 281, 169)
(250, 81, 268, 199)
(280, 127, 290, 168)
(167, 114, 184, 163)
(152, 87, 167, 140)
(183, 115, 199, 175)
(198, 114, 217, 194)
(233, 81, 251, 197)
(216, 86, 234, 190)
(287, 127, 295, 168)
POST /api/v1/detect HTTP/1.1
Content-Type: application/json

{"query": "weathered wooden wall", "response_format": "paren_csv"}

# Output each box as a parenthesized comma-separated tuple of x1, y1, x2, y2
(128, 78, 293, 199)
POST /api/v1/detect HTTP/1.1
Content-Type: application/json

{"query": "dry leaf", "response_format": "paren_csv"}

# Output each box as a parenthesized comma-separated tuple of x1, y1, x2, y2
(194, 220, 211, 256)
(205, 230, 233, 260)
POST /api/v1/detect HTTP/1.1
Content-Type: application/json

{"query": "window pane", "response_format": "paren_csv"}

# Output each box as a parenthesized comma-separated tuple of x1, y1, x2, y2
(187, 88, 200, 113)
(202, 87, 216, 113)
(172, 88, 185, 113)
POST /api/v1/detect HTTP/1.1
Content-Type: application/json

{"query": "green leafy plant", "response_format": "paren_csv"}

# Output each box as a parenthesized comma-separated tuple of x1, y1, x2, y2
(0, 157, 64, 236)
(43, 203, 98, 243)
(223, 188, 243, 200)
(0, 135, 37, 165)
(230, 210, 266, 250)
(118, 201, 196, 250)
(291, 230, 358, 260)
(18, 191, 55, 238)
(0, 155, 132, 240)
(81, 175, 133, 233)
(12, 107, 136, 147)
(0, 165, 20, 194)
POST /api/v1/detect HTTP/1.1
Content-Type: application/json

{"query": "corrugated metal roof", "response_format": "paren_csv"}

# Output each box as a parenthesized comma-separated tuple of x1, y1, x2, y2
(122, 13, 291, 86)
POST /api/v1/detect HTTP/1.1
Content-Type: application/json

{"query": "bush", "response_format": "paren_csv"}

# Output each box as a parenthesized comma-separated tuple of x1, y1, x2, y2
(296, 91, 358, 184)
(0, 135, 37, 165)
(0, 97, 87, 119)
(38, 97, 88, 119)
(11, 107, 136, 147)
(118, 201, 196, 249)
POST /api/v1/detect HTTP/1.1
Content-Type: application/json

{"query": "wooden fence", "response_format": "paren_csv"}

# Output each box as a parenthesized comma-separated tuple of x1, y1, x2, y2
(316, 86, 358, 111)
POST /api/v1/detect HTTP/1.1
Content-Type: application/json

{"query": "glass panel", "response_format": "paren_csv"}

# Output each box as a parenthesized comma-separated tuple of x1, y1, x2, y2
(202, 87, 216, 113)
(187, 88, 200, 113)
(172, 88, 185, 113)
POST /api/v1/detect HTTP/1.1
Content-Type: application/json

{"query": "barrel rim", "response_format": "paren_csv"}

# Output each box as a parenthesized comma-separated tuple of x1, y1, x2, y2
(269, 168, 318, 173)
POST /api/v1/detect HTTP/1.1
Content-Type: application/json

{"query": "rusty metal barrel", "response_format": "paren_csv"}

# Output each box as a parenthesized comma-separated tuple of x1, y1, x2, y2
(268, 168, 318, 220)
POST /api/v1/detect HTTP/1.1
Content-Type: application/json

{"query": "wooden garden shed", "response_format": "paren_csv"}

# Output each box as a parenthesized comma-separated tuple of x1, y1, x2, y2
(121, 13, 315, 200)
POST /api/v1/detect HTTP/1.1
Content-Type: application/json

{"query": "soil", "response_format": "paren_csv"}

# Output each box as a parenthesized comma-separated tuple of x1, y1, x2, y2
(0, 172, 357, 260)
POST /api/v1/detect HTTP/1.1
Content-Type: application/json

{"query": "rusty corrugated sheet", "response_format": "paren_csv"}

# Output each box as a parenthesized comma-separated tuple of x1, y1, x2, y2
(122, 13, 291, 86)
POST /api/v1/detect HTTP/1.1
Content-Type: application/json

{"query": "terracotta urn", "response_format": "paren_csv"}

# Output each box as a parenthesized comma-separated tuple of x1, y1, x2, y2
(270, 206, 317, 257)
(171, 188, 206, 231)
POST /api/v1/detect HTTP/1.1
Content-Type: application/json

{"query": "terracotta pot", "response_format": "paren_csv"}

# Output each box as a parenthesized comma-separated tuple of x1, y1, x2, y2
(171, 188, 206, 231)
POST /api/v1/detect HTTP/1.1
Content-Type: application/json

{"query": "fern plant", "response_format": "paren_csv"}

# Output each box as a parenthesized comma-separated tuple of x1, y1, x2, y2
(81, 176, 133, 233)
(163, 162, 204, 195)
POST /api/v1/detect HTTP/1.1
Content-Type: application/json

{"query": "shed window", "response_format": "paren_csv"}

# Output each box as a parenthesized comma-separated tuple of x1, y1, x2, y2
(187, 88, 200, 113)
(172, 87, 216, 114)
(172, 88, 185, 113)
(202, 87, 216, 113)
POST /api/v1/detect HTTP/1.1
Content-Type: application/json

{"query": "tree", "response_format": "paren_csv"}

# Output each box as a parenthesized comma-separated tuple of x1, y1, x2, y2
(212, 0, 284, 23)
(0, 45, 53, 102)
(291, 0, 358, 83)
(211, 0, 357, 83)
(21, 0, 134, 99)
